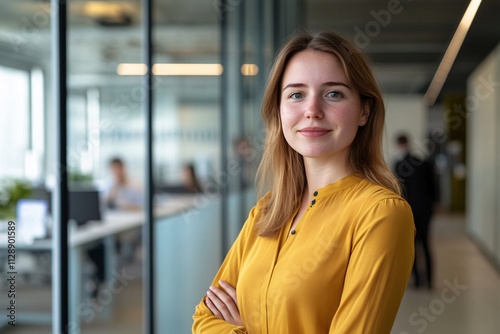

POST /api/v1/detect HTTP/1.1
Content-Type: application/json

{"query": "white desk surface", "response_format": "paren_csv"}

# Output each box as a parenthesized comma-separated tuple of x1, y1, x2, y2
(0, 194, 196, 249)
(70, 194, 195, 247)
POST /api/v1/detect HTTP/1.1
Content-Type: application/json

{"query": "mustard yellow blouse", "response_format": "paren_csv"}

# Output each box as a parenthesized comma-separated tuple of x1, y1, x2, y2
(193, 174, 414, 334)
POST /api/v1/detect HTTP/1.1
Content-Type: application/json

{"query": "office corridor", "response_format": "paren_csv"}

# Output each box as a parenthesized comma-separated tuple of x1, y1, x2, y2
(392, 213, 500, 334)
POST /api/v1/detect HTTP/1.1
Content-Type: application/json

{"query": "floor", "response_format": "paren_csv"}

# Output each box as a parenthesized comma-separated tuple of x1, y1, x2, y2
(391, 213, 500, 334)
(3, 213, 500, 334)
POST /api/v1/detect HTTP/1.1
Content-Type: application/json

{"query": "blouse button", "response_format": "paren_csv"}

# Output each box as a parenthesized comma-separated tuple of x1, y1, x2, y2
(313, 191, 318, 196)
(291, 230, 296, 235)
(311, 199, 316, 205)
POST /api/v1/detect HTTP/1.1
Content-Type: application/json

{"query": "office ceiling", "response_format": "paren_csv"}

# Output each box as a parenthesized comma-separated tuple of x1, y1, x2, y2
(306, 0, 500, 99)
(0, 0, 499, 101)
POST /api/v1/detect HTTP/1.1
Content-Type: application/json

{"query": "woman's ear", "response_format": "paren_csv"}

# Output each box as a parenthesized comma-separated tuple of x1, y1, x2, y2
(359, 101, 371, 126)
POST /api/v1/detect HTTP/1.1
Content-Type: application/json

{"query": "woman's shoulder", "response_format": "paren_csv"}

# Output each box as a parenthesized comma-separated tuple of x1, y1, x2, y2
(241, 193, 271, 227)
(344, 176, 410, 216)
(348, 178, 414, 233)
(352, 176, 405, 203)
(249, 191, 274, 213)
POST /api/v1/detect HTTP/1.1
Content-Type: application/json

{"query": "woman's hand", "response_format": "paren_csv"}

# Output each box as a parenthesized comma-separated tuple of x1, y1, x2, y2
(205, 280, 243, 326)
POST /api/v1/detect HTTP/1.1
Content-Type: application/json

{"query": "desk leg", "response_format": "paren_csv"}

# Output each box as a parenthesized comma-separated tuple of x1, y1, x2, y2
(69, 245, 82, 334)
(68, 237, 117, 331)
(99, 235, 116, 320)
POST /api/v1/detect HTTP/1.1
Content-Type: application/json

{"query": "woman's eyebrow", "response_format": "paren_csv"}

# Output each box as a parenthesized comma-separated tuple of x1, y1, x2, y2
(321, 81, 352, 90)
(282, 81, 352, 92)
(282, 83, 306, 92)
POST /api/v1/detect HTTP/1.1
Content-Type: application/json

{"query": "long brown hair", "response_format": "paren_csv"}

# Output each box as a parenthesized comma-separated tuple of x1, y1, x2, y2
(255, 30, 401, 237)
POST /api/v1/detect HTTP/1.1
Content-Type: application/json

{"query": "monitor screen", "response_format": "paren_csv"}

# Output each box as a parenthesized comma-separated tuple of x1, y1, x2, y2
(16, 199, 48, 243)
(30, 186, 52, 214)
(69, 189, 101, 226)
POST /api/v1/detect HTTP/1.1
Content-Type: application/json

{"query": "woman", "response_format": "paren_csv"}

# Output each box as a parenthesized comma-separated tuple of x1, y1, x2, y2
(193, 30, 414, 334)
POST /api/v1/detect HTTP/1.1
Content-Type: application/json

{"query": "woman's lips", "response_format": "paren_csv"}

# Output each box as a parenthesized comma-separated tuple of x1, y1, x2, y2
(298, 127, 331, 138)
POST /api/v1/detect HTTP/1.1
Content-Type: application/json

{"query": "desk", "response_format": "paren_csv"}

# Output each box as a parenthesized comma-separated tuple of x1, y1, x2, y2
(0, 231, 52, 328)
(70, 194, 194, 247)
(0, 194, 196, 332)
(69, 194, 195, 331)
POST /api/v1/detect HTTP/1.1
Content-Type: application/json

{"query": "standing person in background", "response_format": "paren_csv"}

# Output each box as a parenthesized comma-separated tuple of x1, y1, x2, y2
(394, 133, 437, 289)
(193, 30, 415, 334)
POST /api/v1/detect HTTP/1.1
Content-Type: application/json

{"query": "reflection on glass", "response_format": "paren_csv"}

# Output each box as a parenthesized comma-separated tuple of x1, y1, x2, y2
(0, 0, 271, 332)
(67, 1, 145, 333)
(152, 1, 223, 332)
(0, 66, 30, 178)
(0, 1, 52, 333)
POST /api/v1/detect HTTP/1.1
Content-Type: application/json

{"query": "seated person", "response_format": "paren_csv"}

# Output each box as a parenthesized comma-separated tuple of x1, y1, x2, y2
(156, 163, 202, 194)
(102, 157, 143, 210)
(90, 157, 142, 291)
(181, 163, 202, 193)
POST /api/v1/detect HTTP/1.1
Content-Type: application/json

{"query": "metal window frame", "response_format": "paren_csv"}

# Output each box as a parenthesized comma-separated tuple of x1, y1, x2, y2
(51, 0, 69, 333)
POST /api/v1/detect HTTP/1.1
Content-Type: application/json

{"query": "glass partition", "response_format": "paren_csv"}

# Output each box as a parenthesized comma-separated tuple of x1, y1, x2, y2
(67, 1, 145, 333)
(0, 1, 295, 333)
(0, 0, 52, 332)
(152, 0, 280, 332)
(151, 1, 221, 332)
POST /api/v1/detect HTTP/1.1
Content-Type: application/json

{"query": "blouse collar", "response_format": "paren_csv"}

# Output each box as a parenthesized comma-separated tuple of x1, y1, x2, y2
(311, 173, 363, 200)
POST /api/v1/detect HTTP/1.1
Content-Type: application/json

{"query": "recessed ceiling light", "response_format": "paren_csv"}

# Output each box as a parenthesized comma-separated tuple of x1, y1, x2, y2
(116, 63, 224, 76)
(241, 64, 259, 76)
(117, 63, 147, 76)
(153, 64, 223, 76)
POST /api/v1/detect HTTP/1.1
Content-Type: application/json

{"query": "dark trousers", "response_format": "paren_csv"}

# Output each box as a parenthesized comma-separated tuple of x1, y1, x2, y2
(412, 210, 433, 289)
(87, 242, 105, 284)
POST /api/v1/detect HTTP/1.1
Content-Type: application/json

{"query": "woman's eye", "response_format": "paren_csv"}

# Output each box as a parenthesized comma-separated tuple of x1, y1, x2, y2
(289, 92, 303, 99)
(327, 91, 342, 98)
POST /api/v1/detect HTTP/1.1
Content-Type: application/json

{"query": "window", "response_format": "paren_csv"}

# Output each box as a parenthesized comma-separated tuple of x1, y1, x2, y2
(0, 65, 30, 179)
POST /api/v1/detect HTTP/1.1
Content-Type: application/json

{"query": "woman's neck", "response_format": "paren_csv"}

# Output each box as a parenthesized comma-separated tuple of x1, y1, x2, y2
(303, 156, 351, 199)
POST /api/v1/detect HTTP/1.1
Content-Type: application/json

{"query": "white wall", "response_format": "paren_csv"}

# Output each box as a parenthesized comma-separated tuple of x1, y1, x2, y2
(383, 94, 427, 165)
(466, 43, 500, 266)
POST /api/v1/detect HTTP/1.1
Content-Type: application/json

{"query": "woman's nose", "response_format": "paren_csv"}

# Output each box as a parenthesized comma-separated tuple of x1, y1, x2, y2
(305, 97, 324, 119)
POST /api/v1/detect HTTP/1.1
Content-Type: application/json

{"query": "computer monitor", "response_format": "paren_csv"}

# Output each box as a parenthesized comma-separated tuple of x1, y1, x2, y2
(30, 186, 52, 214)
(69, 189, 101, 226)
(16, 199, 48, 243)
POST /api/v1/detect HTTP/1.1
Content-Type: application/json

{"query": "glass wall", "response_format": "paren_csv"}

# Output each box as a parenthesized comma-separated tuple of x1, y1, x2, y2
(66, 1, 146, 333)
(0, 1, 52, 332)
(152, 0, 293, 332)
(0, 0, 300, 333)
(151, 3, 221, 332)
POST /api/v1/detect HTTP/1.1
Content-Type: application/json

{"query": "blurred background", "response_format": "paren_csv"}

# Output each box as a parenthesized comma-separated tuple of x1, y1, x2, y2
(0, 0, 499, 333)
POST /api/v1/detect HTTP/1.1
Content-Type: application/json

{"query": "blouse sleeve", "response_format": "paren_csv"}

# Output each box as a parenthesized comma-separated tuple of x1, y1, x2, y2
(192, 201, 263, 334)
(329, 198, 415, 334)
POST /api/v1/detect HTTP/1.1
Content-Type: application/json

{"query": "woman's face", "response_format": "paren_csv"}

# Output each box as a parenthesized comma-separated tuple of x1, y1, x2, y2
(280, 49, 369, 165)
